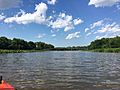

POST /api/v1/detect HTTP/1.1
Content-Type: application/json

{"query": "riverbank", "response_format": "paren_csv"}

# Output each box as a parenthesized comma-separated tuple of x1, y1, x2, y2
(52, 48, 120, 53)
(89, 48, 120, 53)
(0, 50, 46, 54)
(0, 48, 120, 54)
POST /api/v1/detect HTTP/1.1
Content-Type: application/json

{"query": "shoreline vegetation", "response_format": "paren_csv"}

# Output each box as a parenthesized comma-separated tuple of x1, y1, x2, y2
(53, 36, 120, 53)
(0, 36, 54, 53)
(0, 50, 47, 54)
(89, 48, 120, 53)
(0, 36, 120, 53)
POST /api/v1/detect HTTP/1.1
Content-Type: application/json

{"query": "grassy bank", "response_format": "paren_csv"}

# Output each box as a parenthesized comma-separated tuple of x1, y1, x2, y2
(0, 50, 46, 54)
(1, 48, 120, 53)
(89, 48, 120, 53)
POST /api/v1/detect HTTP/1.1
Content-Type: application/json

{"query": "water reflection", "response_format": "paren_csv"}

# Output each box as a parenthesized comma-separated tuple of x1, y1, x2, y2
(0, 51, 120, 90)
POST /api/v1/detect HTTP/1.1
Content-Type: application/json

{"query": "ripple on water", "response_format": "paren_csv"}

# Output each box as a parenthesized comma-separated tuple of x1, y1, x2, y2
(0, 51, 120, 90)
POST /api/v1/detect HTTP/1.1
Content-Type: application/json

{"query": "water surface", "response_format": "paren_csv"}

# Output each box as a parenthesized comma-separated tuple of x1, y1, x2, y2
(0, 51, 120, 90)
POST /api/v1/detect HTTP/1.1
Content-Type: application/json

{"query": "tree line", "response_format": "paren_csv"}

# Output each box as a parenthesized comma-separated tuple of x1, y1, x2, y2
(53, 36, 120, 51)
(88, 36, 120, 50)
(53, 46, 87, 51)
(0, 37, 54, 50)
(0, 36, 120, 51)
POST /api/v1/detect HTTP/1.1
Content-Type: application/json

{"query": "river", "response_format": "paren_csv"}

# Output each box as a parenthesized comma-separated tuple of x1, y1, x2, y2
(0, 51, 120, 90)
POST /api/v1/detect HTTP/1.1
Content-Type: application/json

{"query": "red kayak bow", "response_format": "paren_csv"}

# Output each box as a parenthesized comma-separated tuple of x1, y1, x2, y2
(0, 76, 15, 90)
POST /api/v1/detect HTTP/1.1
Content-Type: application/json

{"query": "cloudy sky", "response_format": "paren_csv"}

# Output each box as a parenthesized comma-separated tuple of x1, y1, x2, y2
(0, 0, 120, 47)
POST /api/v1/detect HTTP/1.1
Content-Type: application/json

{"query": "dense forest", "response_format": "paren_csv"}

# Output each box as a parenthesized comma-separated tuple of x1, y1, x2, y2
(0, 37, 54, 50)
(88, 36, 120, 49)
(86, 36, 120, 52)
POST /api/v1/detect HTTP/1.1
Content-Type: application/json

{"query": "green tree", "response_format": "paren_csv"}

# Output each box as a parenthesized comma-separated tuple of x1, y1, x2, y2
(0, 37, 11, 49)
(9, 38, 29, 50)
(28, 41, 36, 49)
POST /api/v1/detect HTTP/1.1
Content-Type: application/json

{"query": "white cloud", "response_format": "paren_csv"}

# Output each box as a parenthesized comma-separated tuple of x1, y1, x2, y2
(3, 3, 83, 32)
(73, 18, 83, 25)
(66, 31, 80, 40)
(96, 33, 120, 39)
(0, 0, 22, 10)
(85, 19, 120, 39)
(47, 0, 56, 5)
(49, 13, 73, 29)
(52, 34, 56, 37)
(96, 35, 105, 39)
(64, 24, 74, 32)
(96, 34, 112, 39)
(90, 20, 104, 29)
(84, 19, 105, 33)
(84, 19, 105, 36)
(93, 21, 120, 39)
(37, 33, 46, 38)
(4, 2, 48, 24)
(49, 13, 83, 32)
(0, 14, 5, 21)
(86, 32, 92, 36)
(97, 25, 111, 33)
(96, 22, 120, 33)
(89, 0, 120, 7)
(85, 28, 89, 32)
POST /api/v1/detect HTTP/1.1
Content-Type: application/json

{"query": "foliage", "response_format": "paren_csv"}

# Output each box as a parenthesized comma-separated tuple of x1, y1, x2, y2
(0, 50, 46, 54)
(0, 37, 11, 49)
(0, 36, 54, 50)
(53, 36, 120, 53)
(0, 36, 120, 53)
(53, 46, 88, 51)
(90, 48, 120, 53)
(88, 36, 120, 50)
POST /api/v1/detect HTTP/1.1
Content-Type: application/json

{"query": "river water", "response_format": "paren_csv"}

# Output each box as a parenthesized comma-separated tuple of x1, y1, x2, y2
(0, 51, 120, 90)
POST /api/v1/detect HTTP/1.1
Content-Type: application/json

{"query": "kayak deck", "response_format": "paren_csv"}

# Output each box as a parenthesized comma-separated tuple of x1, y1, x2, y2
(0, 80, 15, 90)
